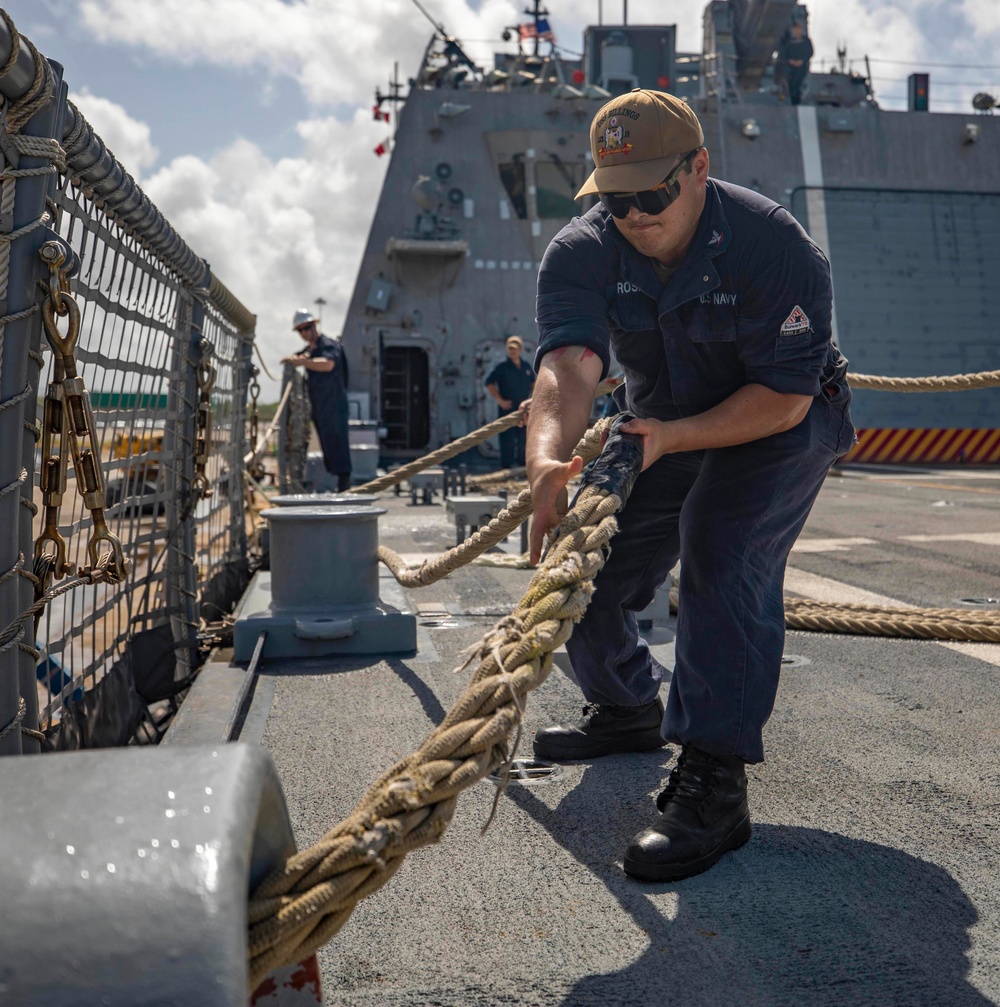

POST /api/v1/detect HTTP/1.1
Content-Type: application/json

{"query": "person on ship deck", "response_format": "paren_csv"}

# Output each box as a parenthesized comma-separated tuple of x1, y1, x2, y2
(282, 309, 352, 492)
(526, 87, 855, 882)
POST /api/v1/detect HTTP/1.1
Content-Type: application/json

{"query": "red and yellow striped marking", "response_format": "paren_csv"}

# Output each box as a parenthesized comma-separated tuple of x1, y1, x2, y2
(842, 428, 1000, 464)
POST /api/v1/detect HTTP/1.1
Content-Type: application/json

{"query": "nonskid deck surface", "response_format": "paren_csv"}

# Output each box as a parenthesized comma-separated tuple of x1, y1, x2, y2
(244, 466, 1000, 1007)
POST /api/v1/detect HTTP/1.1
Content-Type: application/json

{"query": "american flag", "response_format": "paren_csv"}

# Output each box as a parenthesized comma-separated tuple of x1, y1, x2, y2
(519, 18, 555, 42)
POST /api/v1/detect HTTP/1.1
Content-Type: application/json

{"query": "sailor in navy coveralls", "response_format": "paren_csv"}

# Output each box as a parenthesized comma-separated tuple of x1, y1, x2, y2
(485, 335, 536, 468)
(283, 309, 352, 492)
(526, 90, 855, 882)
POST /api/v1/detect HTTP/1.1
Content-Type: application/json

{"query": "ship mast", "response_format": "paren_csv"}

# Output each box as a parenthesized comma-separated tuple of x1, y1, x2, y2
(524, 0, 550, 58)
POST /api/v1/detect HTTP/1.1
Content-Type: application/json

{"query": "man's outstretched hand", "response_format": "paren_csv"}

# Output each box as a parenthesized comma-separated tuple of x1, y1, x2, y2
(527, 455, 585, 565)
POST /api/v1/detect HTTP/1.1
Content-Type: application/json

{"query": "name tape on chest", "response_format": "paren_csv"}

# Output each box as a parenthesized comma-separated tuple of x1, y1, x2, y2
(780, 304, 810, 336)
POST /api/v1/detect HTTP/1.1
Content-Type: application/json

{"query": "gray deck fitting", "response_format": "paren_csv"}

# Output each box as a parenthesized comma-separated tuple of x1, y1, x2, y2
(0, 744, 295, 1006)
(408, 468, 444, 504)
(445, 493, 508, 545)
(232, 571, 416, 660)
(233, 505, 415, 661)
(269, 492, 377, 506)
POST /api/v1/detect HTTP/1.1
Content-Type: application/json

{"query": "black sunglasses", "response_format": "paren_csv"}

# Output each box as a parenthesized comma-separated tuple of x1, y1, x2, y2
(599, 150, 699, 219)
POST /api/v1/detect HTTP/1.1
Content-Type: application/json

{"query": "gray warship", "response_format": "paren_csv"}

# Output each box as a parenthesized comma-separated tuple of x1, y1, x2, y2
(341, 0, 1000, 467)
(1, 3, 999, 1005)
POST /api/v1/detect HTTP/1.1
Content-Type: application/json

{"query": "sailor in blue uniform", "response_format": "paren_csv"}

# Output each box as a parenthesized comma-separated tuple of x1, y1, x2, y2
(283, 309, 352, 491)
(527, 90, 855, 882)
(485, 334, 536, 467)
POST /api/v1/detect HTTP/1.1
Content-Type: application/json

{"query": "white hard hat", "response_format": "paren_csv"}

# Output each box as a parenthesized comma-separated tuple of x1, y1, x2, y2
(292, 308, 316, 330)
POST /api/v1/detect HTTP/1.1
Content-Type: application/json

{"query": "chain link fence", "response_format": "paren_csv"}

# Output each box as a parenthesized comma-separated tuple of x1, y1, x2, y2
(0, 13, 257, 752)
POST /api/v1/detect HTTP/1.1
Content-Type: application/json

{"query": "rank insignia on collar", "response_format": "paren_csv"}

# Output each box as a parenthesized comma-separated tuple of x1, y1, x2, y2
(780, 304, 810, 336)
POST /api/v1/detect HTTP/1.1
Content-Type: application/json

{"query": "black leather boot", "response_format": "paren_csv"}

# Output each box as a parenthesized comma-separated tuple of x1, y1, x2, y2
(532, 698, 666, 761)
(623, 745, 751, 882)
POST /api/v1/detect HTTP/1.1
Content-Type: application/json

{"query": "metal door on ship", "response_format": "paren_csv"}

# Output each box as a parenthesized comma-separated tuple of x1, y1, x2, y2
(381, 344, 430, 450)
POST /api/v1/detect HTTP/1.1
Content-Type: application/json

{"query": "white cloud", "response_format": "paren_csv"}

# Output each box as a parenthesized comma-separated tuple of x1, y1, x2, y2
(69, 89, 159, 173)
(78, 0, 522, 108)
(959, 0, 1000, 43)
(141, 108, 391, 395)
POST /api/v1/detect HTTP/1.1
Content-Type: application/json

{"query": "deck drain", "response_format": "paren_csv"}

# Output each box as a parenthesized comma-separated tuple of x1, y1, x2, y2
(955, 597, 1000, 608)
(781, 654, 811, 668)
(488, 759, 564, 786)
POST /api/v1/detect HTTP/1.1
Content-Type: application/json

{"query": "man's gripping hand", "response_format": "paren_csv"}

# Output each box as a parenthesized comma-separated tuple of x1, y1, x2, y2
(527, 454, 585, 565)
(618, 416, 669, 471)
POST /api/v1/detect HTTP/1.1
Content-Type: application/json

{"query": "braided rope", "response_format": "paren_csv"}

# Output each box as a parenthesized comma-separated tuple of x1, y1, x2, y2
(377, 423, 607, 587)
(243, 369, 1000, 979)
(662, 588, 1000, 644)
(849, 370, 1000, 392)
(0, 8, 63, 398)
(0, 695, 25, 741)
(350, 379, 621, 496)
(0, 568, 110, 655)
(350, 407, 529, 495)
(465, 466, 527, 491)
(783, 598, 1000, 642)
(246, 486, 622, 988)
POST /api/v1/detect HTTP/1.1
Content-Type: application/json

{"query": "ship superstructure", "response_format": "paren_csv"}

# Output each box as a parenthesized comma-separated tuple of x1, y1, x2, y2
(339, 0, 1000, 467)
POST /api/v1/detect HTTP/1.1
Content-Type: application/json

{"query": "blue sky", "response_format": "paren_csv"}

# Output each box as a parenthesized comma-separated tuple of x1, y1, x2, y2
(8, 0, 1000, 397)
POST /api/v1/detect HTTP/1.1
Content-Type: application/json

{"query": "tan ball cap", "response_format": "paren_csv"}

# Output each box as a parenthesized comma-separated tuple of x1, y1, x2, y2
(576, 89, 704, 198)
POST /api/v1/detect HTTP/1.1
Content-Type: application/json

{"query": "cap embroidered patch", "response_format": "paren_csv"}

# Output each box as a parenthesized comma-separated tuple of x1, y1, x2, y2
(780, 305, 810, 336)
(599, 116, 634, 159)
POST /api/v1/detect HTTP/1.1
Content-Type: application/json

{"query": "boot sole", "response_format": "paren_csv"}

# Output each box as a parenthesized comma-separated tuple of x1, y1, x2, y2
(622, 814, 752, 883)
(532, 730, 666, 762)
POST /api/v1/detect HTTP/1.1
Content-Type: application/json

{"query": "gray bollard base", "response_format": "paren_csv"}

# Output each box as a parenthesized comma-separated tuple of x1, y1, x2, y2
(0, 744, 295, 1006)
(232, 571, 417, 661)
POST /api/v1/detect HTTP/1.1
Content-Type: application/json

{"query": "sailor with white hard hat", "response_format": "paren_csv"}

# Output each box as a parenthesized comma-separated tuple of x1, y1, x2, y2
(281, 308, 352, 491)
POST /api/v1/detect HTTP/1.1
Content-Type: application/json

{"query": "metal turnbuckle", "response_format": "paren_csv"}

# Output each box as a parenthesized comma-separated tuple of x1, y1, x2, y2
(193, 347, 217, 499)
(36, 240, 131, 586)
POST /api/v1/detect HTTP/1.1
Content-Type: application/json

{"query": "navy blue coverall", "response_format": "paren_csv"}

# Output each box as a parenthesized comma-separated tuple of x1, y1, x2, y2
(306, 334, 351, 486)
(535, 179, 856, 763)
(485, 357, 536, 467)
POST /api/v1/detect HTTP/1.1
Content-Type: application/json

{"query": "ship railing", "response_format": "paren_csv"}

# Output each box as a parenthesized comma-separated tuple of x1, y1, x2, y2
(0, 12, 257, 754)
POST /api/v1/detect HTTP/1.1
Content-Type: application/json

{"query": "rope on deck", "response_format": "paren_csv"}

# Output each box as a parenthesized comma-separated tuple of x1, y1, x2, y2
(849, 369, 1000, 392)
(660, 589, 1000, 644)
(782, 598, 1000, 642)
(246, 484, 623, 988)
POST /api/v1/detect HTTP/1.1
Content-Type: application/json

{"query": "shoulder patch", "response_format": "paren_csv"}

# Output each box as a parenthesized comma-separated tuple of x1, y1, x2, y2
(780, 304, 810, 336)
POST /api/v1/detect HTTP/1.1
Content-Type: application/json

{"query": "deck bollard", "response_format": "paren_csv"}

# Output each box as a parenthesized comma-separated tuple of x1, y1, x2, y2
(269, 493, 377, 507)
(232, 506, 416, 660)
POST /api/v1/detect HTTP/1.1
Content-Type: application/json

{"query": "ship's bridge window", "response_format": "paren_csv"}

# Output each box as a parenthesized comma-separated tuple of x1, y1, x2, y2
(535, 160, 587, 218)
(498, 161, 528, 219)
(499, 157, 589, 220)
